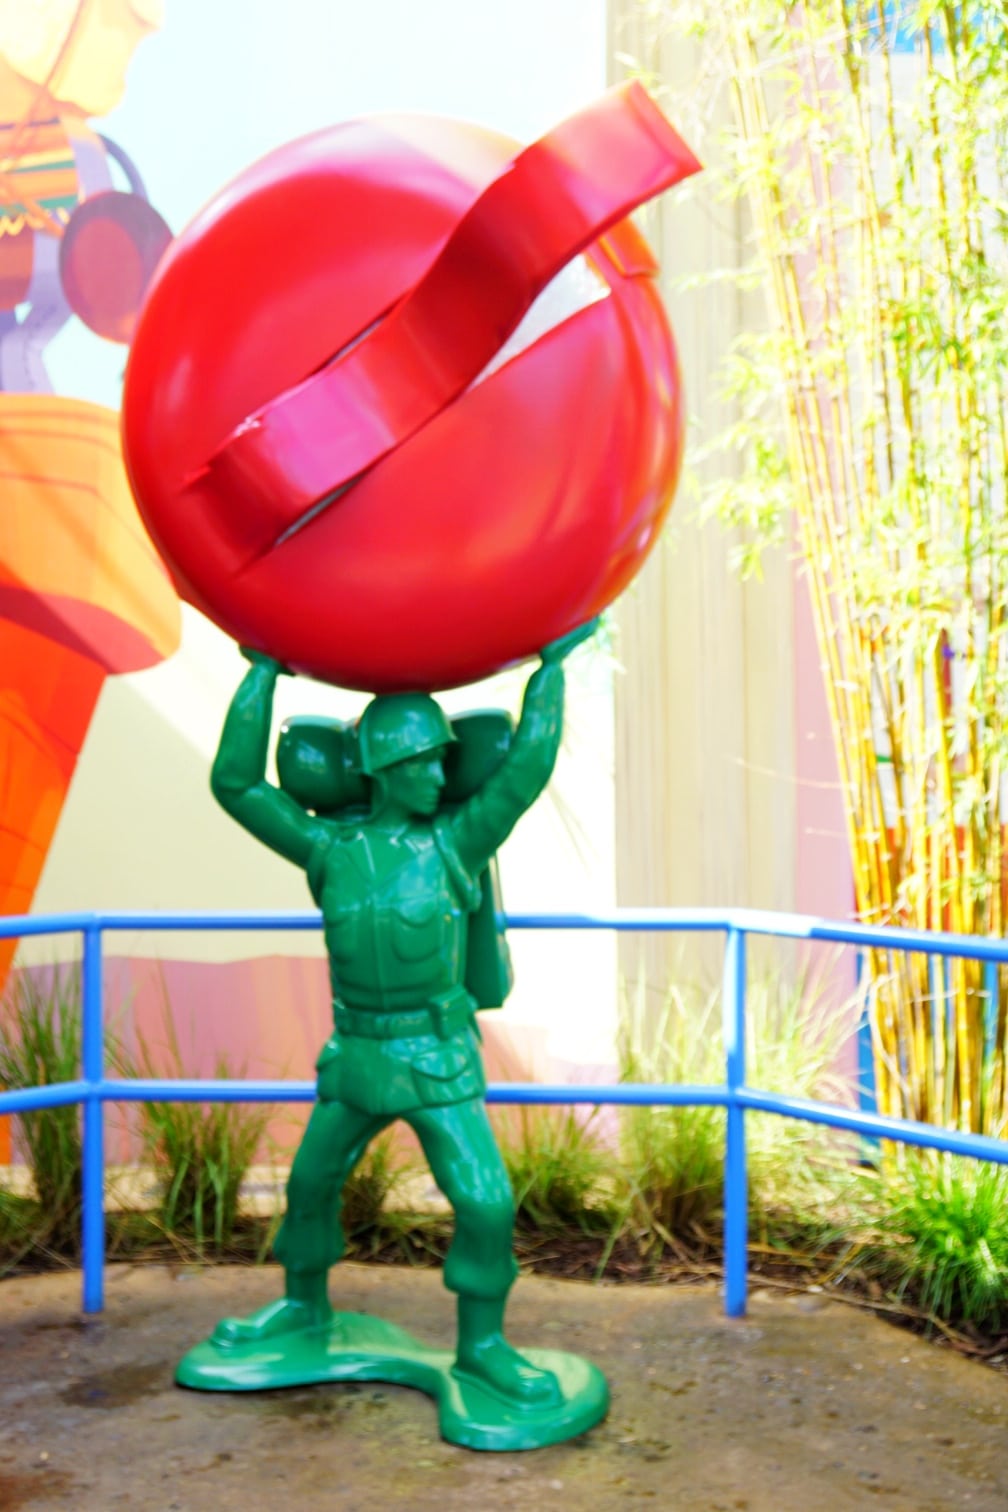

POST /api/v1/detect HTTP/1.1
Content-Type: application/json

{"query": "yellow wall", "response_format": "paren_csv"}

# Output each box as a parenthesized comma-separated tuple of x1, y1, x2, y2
(609, 2, 801, 1002)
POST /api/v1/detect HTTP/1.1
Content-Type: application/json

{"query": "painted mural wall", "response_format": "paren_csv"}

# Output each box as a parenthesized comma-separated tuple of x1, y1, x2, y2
(1, 1, 619, 1163)
(0, 0, 179, 975)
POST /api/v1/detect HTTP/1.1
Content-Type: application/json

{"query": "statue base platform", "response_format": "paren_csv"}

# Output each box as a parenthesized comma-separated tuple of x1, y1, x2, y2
(176, 1309, 609, 1451)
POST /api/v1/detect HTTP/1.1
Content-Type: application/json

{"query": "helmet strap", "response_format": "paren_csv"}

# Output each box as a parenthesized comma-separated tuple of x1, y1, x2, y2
(368, 770, 392, 820)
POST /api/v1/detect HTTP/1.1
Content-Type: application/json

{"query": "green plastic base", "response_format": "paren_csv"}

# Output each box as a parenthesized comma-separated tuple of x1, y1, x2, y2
(176, 1309, 608, 1451)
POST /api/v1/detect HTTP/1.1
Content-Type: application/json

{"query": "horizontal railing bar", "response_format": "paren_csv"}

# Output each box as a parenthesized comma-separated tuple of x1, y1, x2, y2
(507, 908, 1008, 963)
(485, 1082, 730, 1107)
(0, 913, 100, 940)
(4, 905, 1008, 966)
(724, 909, 1008, 962)
(0, 1080, 91, 1113)
(6, 1077, 1008, 1160)
(100, 1078, 317, 1103)
(0, 1079, 730, 1109)
(505, 910, 730, 934)
(0, 910, 323, 939)
(736, 1088, 1008, 1163)
(5, 1072, 1006, 1157)
(68, 911, 323, 935)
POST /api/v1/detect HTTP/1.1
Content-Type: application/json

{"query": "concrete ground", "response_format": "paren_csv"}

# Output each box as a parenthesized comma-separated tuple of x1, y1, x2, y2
(0, 1262, 1005, 1512)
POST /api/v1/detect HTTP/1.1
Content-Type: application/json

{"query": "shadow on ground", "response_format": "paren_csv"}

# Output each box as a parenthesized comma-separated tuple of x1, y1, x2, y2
(0, 1263, 1005, 1510)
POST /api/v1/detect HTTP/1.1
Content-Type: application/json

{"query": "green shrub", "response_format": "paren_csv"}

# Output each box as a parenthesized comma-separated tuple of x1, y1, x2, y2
(865, 1153, 1008, 1334)
(0, 966, 85, 1257)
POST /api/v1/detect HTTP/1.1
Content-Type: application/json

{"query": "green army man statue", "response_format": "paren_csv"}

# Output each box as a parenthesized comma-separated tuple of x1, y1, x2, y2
(175, 625, 609, 1450)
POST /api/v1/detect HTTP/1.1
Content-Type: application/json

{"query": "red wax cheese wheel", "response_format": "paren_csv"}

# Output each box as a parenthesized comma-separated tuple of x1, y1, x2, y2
(122, 94, 693, 692)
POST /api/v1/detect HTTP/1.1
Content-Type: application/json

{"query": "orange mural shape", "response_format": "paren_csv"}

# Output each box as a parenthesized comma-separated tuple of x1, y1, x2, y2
(0, 397, 180, 1166)
(0, 393, 180, 982)
(0, 1, 174, 1163)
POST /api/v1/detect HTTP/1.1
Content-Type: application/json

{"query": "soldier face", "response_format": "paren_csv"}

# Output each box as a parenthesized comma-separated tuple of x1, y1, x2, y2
(382, 748, 447, 817)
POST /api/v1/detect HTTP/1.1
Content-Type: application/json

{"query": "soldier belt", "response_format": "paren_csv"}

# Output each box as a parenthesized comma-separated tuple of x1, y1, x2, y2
(334, 989, 475, 1041)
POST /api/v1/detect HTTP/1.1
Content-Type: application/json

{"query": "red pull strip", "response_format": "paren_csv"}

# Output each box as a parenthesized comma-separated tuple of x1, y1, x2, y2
(201, 82, 701, 560)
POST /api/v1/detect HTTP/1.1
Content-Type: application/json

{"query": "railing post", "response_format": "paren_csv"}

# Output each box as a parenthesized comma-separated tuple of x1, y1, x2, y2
(855, 950, 879, 1164)
(983, 959, 999, 1061)
(722, 925, 748, 1317)
(81, 923, 105, 1314)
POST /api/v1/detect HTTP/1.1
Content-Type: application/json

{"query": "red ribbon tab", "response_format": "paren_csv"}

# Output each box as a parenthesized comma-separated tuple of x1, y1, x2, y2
(203, 83, 701, 560)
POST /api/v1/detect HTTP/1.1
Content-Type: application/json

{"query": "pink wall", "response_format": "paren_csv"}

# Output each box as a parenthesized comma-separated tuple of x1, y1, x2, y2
(99, 954, 545, 1164)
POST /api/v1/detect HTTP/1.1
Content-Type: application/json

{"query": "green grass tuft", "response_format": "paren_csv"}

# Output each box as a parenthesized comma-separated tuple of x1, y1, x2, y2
(0, 966, 85, 1257)
(340, 1129, 419, 1242)
(617, 971, 858, 1255)
(865, 1153, 1008, 1334)
(125, 1001, 272, 1258)
(495, 1105, 616, 1236)
(139, 1086, 271, 1257)
(618, 984, 727, 1248)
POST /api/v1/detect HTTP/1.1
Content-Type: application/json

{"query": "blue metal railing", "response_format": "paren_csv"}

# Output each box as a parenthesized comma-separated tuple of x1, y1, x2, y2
(1, 906, 1007, 1318)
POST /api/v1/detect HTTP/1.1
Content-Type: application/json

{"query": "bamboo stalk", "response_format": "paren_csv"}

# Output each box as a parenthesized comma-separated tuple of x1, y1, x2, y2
(657, 0, 1008, 1133)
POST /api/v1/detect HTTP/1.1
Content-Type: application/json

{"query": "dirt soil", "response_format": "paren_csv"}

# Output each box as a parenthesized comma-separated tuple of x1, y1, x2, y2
(0, 1262, 1005, 1512)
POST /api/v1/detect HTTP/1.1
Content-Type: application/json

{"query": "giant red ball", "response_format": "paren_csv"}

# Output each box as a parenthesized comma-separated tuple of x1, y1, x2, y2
(122, 99, 691, 692)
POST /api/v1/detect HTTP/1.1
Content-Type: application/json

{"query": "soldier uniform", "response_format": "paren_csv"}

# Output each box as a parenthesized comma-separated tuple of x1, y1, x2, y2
(211, 655, 564, 1315)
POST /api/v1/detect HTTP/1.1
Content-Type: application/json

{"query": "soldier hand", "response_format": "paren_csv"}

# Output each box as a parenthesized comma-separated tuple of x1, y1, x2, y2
(240, 645, 290, 675)
(540, 616, 602, 666)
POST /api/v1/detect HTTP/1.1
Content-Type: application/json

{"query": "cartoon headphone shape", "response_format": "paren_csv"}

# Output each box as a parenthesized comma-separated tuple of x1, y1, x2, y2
(58, 136, 172, 343)
(0, 0, 171, 343)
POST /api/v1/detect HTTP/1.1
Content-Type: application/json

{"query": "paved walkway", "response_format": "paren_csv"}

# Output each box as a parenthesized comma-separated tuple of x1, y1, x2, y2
(0, 1263, 1005, 1510)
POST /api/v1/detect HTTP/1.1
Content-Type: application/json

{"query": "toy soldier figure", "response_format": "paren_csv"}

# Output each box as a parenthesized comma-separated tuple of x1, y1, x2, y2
(182, 624, 608, 1446)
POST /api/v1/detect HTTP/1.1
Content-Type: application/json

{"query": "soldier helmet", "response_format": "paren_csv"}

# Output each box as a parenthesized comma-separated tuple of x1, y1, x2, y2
(356, 693, 456, 776)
